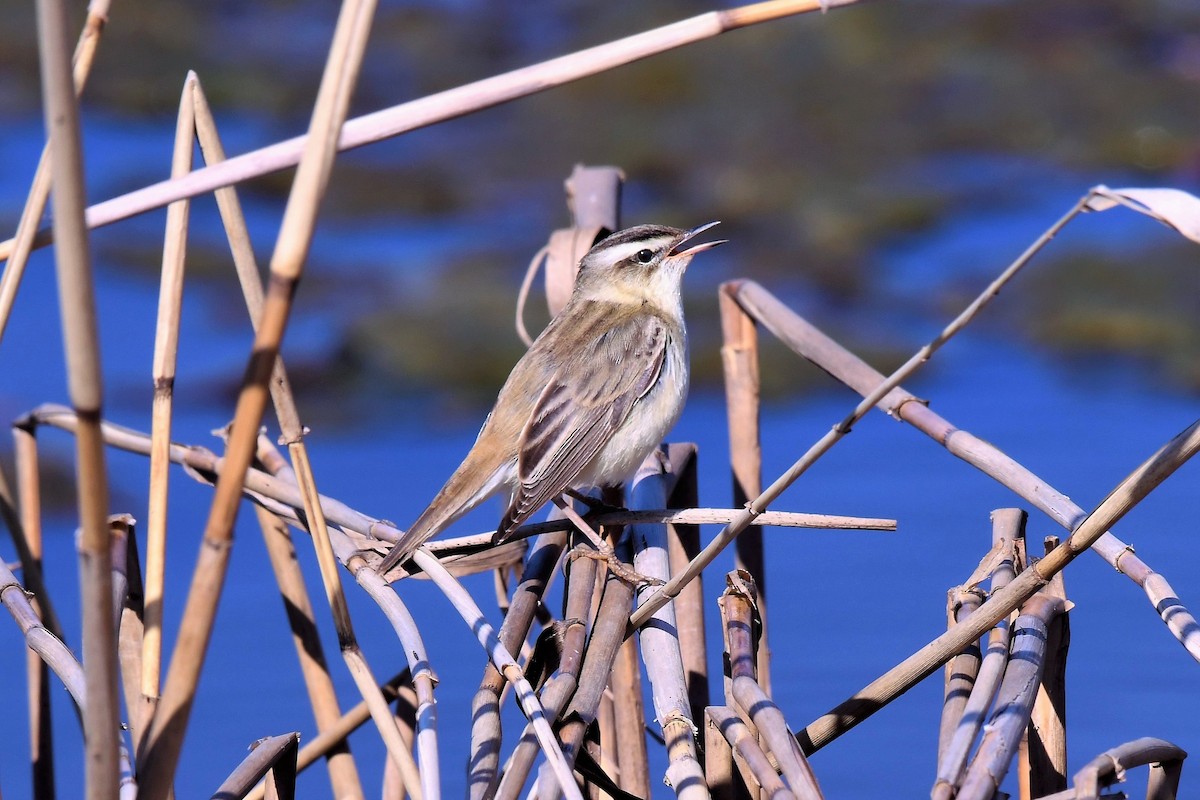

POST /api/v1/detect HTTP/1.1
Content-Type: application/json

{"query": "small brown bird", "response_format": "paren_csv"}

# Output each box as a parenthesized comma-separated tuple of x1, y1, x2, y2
(377, 222, 724, 574)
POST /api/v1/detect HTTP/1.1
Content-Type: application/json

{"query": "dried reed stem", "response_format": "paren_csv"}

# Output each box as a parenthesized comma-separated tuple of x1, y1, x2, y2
(0, 0, 110, 343)
(242, 672, 411, 800)
(933, 513, 1020, 799)
(1025, 535, 1070, 798)
(719, 284, 771, 695)
(137, 1, 378, 793)
(36, 1, 118, 797)
(956, 594, 1064, 800)
(191, 83, 363, 799)
(0, 558, 87, 709)
(722, 572, 822, 799)
(628, 451, 705, 798)
(0, 0, 858, 264)
(210, 733, 301, 800)
(468, 529, 567, 800)
(11, 426, 56, 795)
(254, 505, 364, 797)
(1050, 737, 1186, 800)
(797, 415, 1200, 753)
(937, 589, 981, 763)
(140, 72, 197, 736)
(633, 195, 1089, 629)
(495, 550, 597, 800)
(707, 706, 797, 800)
(412, 548, 584, 800)
(725, 279, 1200, 662)
(664, 447, 710, 726)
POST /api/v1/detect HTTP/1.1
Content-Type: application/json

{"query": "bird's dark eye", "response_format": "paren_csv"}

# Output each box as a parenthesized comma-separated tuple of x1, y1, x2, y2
(635, 249, 655, 264)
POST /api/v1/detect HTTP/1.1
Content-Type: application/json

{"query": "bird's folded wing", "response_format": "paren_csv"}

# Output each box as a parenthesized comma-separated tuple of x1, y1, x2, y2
(496, 311, 669, 540)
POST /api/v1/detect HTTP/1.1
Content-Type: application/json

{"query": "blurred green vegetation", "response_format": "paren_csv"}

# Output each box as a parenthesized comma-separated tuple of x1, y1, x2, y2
(5, 0, 1199, 413)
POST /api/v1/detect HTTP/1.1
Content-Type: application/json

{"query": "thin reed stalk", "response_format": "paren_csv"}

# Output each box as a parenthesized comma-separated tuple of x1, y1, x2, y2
(956, 594, 1065, 800)
(113, 520, 149, 760)
(937, 589, 981, 763)
(707, 706, 797, 800)
(721, 572, 822, 800)
(0, 0, 859, 265)
(254, 504, 364, 798)
(495, 549, 597, 800)
(0, 558, 87, 709)
(258, 444, 427, 798)
(411, 548, 584, 800)
(12, 425, 57, 796)
(137, 1, 378, 794)
(1047, 737, 1187, 800)
(468, 530, 568, 800)
(797, 415, 1200, 754)
(719, 283, 771, 694)
(612, 633, 650, 798)
(723, 278, 1200, 662)
(664, 446, 710, 726)
(628, 451, 705, 799)
(0, 0, 110, 345)
(140, 72, 197, 739)
(932, 512, 1020, 800)
(35, 1, 118, 796)
(631, 194, 1094, 630)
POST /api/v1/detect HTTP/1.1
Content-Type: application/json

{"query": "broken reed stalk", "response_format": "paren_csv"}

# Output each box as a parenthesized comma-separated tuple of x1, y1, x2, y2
(34, 1, 120, 797)
(113, 523, 149, 763)
(956, 593, 1065, 800)
(410, 547, 585, 800)
(628, 450, 705, 798)
(140, 72, 197, 737)
(725, 279, 1200, 662)
(1025, 536, 1071, 797)
(797, 414, 1200, 754)
(210, 732, 300, 800)
(1039, 737, 1187, 800)
(0, 0, 857, 265)
(493, 545, 596, 800)
(137, 1, 379, 794)
(719, 282, 771, 694)
(468, 528, 568, 800)
(631, 194, 1094, 631)
(933, 511, 1021, 800)
(707, 706, 797, 800)
(0, 0, 110, 345)
(242, 671, 412, 800)
(721, 572, 823, 800)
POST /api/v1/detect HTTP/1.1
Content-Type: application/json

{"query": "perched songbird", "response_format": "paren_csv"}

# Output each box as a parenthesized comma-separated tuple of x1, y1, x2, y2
(376, 222, 724, 574)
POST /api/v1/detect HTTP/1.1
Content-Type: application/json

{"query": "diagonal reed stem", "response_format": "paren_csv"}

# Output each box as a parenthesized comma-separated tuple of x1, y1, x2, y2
(629, 193, 1093, 629)
(136, 1, 379, 796)
(0, 0, 857, 264)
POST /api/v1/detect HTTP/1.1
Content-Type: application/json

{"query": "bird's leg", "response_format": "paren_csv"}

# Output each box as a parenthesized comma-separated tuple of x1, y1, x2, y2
(552, 496, 663, 587)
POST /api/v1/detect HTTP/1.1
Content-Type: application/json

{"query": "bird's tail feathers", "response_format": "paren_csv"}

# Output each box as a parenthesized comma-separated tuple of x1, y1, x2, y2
(376, 460, 512, 575)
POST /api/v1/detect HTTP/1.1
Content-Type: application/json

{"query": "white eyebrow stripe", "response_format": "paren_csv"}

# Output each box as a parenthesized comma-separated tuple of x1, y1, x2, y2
(599, 237, 675, 263)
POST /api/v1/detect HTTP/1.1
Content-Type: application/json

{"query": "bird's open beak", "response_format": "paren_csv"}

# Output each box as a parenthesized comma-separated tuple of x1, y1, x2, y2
(670, 221, 727, 258)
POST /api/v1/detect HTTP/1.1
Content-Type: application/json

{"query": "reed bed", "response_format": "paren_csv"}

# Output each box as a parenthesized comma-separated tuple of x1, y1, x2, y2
(2, 1, 1199, 798)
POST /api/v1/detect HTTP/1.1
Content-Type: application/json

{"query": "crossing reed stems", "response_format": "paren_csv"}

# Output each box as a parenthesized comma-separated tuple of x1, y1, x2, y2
(136, 1, 378, 794)
(0, 0, 110, 345)
(725, 279, 1200, 662)
(0, 0, 858, 265)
